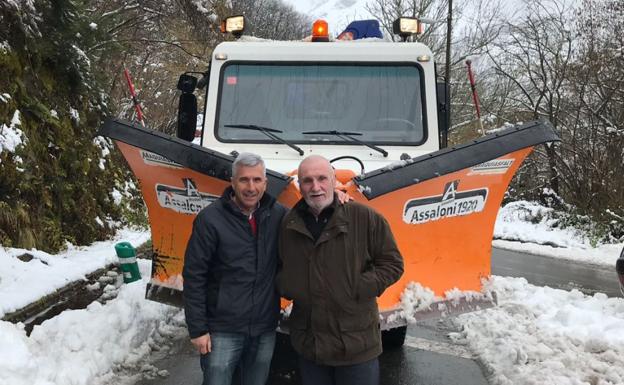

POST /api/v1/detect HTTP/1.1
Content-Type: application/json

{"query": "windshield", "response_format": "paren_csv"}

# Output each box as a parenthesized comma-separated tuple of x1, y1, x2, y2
(216, 63, 426, 145)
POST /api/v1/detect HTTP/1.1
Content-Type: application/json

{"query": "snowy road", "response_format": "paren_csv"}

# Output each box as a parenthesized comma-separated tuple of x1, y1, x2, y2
(130, 246, 623, 385)
(492, 247, 621, 298)
(2, 217, 622, 385)
(134, 319, 489, 385)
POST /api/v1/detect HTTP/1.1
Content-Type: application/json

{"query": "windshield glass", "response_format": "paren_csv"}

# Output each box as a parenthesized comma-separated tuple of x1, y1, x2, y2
(216, 63, 426, 145)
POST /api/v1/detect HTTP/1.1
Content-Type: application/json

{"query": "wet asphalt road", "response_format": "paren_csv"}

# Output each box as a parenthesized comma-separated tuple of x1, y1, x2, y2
(134, 246, 621, 385)
(491, 247, 621, 298)
(136, 318, 487, 385)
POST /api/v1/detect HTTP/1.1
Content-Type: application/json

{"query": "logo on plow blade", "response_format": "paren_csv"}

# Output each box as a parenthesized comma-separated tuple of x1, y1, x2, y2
(140, 150, 182, 168)
(469, 158, 514, 175)
(403, 181, 488, 224)
(156, 178, 218, 214)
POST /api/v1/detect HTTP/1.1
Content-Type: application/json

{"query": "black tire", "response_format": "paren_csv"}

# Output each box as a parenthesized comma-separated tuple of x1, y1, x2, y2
(382, 326, 407, 350)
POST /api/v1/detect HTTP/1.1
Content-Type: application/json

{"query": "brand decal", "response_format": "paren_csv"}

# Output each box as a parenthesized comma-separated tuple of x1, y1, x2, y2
(469, 158, 514, 175)
(156, 178, 218, 214)
(403, 181, 488, 224)
(141, 150, 182, 168)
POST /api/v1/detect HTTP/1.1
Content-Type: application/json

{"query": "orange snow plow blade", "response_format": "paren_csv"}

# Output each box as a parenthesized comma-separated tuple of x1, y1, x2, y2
(98, 119, 291, 305)
(98, 119, 559, 318)
(347, 148, 532, 313)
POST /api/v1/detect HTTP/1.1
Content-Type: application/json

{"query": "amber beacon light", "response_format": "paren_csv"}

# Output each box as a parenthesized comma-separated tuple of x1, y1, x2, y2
(312, 19, 329, 42)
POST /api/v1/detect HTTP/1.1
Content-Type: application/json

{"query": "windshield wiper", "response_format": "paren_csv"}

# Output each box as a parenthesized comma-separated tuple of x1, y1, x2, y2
(302, 130, 388, 157)
(225, 124, 304, 156)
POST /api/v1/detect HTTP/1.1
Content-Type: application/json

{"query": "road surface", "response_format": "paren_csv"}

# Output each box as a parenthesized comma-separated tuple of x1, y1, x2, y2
(131, 246, 621, 385)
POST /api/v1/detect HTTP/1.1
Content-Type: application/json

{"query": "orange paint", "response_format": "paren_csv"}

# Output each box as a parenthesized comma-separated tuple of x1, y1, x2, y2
(115, 139, 532, 311)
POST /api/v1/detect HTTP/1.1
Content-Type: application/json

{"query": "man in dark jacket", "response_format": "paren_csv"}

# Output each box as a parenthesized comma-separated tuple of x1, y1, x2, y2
(278, 155, 404, 385)
(183, 152, 287, 385)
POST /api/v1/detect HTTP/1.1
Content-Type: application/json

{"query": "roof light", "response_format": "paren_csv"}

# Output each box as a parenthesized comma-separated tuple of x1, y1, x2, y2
(312, 19, 329, 42)
(392, 17, 423, 41)
(220, 15, 245, 38)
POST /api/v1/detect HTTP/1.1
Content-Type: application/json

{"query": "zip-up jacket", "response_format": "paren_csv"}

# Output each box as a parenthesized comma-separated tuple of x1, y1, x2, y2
(183, 187, 287, 338)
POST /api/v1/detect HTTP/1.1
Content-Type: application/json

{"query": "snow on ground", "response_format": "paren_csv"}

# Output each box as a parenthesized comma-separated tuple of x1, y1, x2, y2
(494, 200, 623, 267)
(0, 202, 623, 385)
(453, 276, 624, 385)
(1, 271, 183, 385)
(0, 228, 149, 317)
(1, 109, 25, 159)
(0, 228, 185, 385)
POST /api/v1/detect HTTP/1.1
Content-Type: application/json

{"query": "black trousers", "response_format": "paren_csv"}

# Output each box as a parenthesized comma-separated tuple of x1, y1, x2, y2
(298, 356, 380, 385)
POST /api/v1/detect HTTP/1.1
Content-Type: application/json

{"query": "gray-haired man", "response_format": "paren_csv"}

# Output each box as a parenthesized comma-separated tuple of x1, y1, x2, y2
(183, 152, 287, 385)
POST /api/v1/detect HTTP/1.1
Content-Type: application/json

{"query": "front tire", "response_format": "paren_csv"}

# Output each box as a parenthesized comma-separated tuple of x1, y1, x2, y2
(382, 326, 407, 349)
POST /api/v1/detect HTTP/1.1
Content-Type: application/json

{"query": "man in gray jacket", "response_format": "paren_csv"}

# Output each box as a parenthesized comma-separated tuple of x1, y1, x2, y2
(183, 152, 287, 385)
(278, 155, 404, 385)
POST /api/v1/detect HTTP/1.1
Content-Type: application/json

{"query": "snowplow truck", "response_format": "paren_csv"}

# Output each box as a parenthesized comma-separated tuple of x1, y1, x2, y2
(98, 17, 559, 347)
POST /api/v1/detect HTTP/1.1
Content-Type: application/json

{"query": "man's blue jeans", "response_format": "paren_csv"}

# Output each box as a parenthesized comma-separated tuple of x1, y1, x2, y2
(199, 331, 276, 385)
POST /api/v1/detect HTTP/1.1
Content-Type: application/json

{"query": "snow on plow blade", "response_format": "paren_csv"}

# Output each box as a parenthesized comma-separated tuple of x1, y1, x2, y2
(379, 291, 499, 330)
(279, 291, 499, 334)
(98, 119, 559, 318)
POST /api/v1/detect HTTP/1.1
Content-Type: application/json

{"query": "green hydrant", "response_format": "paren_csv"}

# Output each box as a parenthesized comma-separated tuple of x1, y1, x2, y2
(115, 242, 142, 283)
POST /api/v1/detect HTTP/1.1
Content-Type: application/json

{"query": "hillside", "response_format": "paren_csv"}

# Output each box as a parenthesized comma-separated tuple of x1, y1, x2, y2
(0, 1, 145, 252)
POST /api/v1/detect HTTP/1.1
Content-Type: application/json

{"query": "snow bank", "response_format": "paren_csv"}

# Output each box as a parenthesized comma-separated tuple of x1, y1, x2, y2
(0, 267, 182, 385)
(0, 229, 149, 317)
(494, 200, 623, 267)
(452, 276, 624, 385)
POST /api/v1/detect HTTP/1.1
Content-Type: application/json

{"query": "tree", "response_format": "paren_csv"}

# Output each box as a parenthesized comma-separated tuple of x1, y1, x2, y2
(81, 0, 310, 134)
(557, 0, 624, 233)
(481, 0, 623, 239)
(0, 0, 316, 250)
(84, 0, 219, 133)
(230, 0, 311, 40)
(365, 0, 504, 134)
(0, 0, 142, 250)
(484, 0, 575, 198)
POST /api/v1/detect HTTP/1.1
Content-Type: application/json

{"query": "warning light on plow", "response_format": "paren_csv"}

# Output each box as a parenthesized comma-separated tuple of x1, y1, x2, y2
(312, 19, 329, 42)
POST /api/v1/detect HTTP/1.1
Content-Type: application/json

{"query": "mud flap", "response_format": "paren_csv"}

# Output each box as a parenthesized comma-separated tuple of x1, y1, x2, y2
(98, 119, 291, 306)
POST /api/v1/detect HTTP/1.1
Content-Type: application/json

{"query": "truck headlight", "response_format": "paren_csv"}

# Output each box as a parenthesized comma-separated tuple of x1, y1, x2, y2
(393, 17, 423, 40)
(221, 15, 245, 37)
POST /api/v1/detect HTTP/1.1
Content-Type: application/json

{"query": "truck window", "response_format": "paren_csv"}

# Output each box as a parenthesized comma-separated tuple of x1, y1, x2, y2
(216, 63, 426, 145)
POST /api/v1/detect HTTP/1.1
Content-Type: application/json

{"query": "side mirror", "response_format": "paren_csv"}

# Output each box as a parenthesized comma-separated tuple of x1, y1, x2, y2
(177, 74, 197, 93)
(177, 74, 198, 142)
(177, 93, 197, 142)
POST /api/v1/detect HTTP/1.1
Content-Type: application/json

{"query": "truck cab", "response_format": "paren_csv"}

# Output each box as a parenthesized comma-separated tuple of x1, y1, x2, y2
(195, 39, 441, 174)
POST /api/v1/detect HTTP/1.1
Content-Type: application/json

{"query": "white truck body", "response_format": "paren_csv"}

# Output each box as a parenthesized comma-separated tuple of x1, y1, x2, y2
(201, 40, 440, 173)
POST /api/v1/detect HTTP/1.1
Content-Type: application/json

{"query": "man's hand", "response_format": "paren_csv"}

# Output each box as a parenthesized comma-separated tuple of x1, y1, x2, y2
(335, 189, 352, 204)
(191, 333, 211, 354)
